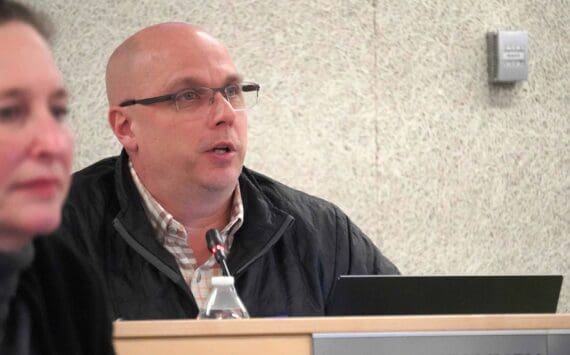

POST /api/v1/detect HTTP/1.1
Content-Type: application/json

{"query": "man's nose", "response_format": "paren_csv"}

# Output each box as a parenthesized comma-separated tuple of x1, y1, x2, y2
(208, 91, 237, 127)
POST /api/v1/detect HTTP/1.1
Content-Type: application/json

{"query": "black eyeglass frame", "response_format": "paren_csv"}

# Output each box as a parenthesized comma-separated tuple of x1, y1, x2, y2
(118, 82, 260, 110)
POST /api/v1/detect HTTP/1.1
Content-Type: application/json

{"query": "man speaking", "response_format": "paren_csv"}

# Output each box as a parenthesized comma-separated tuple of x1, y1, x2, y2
(55, 22, 399, 320)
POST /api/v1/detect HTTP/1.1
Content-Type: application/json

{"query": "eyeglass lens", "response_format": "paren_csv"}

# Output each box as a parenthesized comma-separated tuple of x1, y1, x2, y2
(175, 84, 258, 112)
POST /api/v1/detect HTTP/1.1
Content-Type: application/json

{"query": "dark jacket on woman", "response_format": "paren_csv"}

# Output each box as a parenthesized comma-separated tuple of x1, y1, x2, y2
(0, 236, 115, 355)
(54, 150, 399, 320)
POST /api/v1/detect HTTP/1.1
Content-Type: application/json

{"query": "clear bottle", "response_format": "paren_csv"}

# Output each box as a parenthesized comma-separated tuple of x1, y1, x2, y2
(197, 276, 250, 319)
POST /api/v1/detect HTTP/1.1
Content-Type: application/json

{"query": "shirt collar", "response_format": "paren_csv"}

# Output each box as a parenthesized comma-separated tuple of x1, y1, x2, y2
(128, 160, 244, 248)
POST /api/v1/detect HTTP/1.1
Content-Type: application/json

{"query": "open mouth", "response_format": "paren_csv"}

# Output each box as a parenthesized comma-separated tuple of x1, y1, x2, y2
(212, 145, 232, 154)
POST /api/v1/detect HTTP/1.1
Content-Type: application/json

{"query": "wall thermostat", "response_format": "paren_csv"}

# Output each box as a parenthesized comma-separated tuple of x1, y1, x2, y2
(487, 30, 528, 83)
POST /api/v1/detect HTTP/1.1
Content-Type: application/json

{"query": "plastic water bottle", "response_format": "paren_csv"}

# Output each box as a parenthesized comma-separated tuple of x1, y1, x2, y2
(198, 276, 250, 319)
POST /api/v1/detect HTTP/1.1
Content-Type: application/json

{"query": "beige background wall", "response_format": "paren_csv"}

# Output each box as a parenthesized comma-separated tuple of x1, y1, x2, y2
(25, 0, 569, 312)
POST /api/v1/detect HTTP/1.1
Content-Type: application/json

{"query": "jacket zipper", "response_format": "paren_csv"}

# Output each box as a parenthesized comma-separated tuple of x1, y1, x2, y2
(112, 218, 193, 297)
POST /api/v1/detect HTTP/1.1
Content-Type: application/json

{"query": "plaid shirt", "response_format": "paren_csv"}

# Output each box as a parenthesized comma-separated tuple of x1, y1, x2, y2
(129, 161, 244, 310)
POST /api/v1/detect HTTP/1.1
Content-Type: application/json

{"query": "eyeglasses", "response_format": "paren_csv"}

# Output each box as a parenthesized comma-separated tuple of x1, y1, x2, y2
(119, 82, 260, 112)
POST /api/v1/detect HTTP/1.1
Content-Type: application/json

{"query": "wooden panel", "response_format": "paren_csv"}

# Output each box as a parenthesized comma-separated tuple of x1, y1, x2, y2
(115, 335, 310, 355)
(115, 314, 570, 337)
(113, 314, 570, 355)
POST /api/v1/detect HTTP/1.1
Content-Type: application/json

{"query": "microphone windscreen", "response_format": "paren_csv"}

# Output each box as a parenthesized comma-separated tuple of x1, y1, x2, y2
(206, 229, 222, 252)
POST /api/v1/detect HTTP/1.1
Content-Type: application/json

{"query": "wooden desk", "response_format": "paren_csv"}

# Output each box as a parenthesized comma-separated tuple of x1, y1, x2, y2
(114, 314, 570, 355)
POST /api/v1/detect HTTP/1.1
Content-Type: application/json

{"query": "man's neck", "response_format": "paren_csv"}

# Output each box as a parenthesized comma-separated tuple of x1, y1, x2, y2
(182, 196, 231, 266)
(146, 183, 235, 266)
(130, 159, 236, 228)
(154, 183, 234, 230)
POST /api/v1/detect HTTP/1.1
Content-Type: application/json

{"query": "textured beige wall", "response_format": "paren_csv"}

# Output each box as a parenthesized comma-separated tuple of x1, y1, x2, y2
(24, 0, 569, 313)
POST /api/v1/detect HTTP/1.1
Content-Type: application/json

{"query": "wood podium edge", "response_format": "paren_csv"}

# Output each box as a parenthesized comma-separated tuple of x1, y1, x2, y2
(114, 314, 570, 338)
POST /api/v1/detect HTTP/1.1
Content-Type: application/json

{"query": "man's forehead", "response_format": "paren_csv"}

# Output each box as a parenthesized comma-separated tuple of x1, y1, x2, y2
(110, 24, 214, 71)
(142, 39, 239, 90)
(135, 30, 233, 66)
(163, 73, 244, 92)
(107, 23, 239, 100)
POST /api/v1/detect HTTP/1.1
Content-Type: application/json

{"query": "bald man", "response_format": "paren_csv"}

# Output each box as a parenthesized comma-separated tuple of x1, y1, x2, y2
(55, 22, 399, 320)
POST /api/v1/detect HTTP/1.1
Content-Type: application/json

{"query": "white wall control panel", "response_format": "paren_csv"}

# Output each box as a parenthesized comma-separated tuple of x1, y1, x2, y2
(488, 30, 528, 82)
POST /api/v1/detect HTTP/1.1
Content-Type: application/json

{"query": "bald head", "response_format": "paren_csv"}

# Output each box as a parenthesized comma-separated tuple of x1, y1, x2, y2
(105, 22, 248, 216)
(105, 22, 231, 106)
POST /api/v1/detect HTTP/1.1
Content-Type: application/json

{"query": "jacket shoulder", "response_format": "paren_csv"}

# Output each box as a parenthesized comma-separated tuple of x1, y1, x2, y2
(56, 156, 122, 255)
(66, 156, 120, 207)
(241, 167, 342, 219)
(71, 156, 118, 186)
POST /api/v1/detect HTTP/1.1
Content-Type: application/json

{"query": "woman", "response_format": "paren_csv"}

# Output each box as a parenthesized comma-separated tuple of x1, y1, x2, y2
(0, 1, 114, 354)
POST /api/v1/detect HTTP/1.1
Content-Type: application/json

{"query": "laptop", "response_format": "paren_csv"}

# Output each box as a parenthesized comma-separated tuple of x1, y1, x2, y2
(326, 275, 563, 316)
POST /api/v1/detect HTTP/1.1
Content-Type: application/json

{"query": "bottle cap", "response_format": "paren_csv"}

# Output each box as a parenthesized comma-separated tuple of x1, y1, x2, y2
(211, 276, 234, 286)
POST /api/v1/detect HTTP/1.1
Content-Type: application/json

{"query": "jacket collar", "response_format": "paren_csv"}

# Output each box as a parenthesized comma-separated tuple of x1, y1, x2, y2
(229, 167, 294, 276)
(113, 151, 184, 284)
(113, 150, 294, 278)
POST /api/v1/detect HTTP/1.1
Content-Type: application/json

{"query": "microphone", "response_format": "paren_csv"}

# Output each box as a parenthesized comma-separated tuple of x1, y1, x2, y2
(205, 229, 231, 276)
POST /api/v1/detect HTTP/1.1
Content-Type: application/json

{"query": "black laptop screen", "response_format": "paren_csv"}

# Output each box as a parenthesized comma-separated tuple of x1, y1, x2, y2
(326, 275, 563, 316)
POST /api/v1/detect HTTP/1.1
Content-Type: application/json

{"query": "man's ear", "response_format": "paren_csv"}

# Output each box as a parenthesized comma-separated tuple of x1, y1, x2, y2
(108, 107, 138, 153)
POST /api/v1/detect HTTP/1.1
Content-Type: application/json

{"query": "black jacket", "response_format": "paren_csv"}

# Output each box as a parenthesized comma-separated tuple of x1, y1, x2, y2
(56, 151, 399, 320)
(5, 237, 115, 355)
